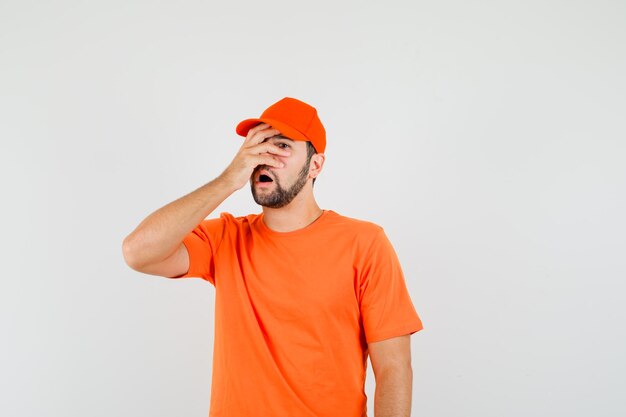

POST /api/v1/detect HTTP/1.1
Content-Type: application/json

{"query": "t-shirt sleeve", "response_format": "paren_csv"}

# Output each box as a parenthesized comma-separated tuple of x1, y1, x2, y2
(359, 227, 424, 343)
(170, 215, 226, 285)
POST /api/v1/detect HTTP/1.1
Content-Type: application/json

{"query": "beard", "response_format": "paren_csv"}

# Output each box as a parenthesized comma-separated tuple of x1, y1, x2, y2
(250, 159, 310, 208)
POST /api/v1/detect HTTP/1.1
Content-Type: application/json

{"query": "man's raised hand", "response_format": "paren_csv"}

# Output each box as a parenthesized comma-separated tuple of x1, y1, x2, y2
(218, 123, 290, 191)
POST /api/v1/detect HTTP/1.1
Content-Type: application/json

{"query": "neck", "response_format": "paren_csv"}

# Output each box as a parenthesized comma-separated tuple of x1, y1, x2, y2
(261, 190, 323, 233)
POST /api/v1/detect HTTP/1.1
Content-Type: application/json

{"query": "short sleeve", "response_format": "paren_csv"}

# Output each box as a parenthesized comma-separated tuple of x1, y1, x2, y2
(359, 228, 424, 343)
(171, 215, 226, 285)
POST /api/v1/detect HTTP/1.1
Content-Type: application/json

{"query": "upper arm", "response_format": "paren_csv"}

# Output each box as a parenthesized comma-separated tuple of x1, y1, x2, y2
(131, 243, 190, 278)
(358, 228, 424, 344)
(368, 334, 412, 378)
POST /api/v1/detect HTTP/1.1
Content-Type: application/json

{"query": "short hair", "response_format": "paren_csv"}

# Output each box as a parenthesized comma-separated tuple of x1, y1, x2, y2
(306, 141, 318, 186)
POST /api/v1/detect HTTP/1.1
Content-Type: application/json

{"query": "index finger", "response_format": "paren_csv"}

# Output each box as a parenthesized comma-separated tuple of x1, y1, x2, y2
(245, 124, 281, 147)
(245, 122, 272, 142)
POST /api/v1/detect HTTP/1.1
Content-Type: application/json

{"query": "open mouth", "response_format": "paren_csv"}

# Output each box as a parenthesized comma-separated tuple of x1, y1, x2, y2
(258, 174, 273, 183)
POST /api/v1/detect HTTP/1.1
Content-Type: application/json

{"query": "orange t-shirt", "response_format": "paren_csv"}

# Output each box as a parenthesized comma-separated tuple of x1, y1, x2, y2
(173, 209, 423, 417)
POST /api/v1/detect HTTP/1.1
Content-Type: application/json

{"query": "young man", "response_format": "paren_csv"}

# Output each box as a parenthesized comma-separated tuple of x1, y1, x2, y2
(122, 97, 424, 417)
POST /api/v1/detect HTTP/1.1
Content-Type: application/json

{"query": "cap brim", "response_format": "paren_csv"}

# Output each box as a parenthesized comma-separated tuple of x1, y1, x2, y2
(235, 118, 309, 143)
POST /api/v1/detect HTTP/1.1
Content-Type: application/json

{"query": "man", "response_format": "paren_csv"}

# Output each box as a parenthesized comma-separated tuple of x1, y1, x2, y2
(122, 97, 424, 417)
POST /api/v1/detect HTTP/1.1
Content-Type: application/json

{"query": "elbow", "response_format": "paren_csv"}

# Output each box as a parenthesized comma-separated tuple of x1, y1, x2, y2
(122, 235, 144, 271)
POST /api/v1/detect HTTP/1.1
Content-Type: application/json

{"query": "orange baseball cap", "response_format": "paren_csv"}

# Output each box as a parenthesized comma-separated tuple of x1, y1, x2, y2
(235, 97, 326, 154)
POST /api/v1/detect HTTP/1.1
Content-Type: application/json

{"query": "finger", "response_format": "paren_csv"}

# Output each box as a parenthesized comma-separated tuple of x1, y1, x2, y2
(250, 141, 291, 156)
(258, 154, 284, 168)
(245, 123, 273, 142)
(245, 126, 281, 147)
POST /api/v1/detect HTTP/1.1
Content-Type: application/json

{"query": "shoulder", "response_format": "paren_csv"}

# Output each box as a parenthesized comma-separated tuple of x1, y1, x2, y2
(209, 211, 263, 231)
(324, 210, 385, 240)
(196, 212, 259, 244)
(212, 211, 259, 223)
(325, 211, 398, 268)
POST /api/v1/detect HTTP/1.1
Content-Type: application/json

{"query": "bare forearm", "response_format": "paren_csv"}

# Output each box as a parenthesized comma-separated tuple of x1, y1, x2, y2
(374, 367, 413, 417)
(123, 124, 289, 268)
(122, 175, 235, 268)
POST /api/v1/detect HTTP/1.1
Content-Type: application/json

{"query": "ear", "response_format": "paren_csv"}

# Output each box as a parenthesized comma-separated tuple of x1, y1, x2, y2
(309, 153, 325, 179)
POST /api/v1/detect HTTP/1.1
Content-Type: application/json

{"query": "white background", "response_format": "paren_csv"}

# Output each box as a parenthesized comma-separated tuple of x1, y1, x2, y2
(1, 1, 625, 416)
